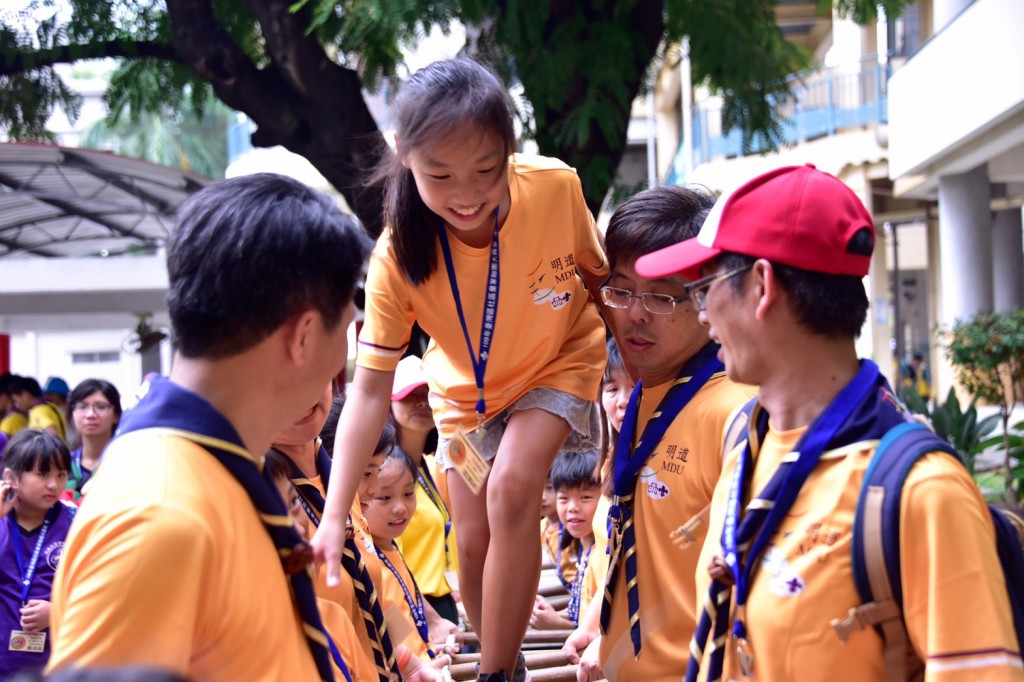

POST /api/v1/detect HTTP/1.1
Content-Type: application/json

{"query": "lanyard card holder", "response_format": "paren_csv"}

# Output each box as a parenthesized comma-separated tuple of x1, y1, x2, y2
(447, 425, 491, 495)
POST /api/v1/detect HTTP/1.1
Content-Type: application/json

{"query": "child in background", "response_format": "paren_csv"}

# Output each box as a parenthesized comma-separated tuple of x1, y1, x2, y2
(364, 447, 461, 663)
(313, 58, 611, 682)
(540, 463, 579, 591)
(389, 357, 461, 626)
(266, 436, 452, 682)
(531, 450, 605, 630)
(0, 430, 77, 679)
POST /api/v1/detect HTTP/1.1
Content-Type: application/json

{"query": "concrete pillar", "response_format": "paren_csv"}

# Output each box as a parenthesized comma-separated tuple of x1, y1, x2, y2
(869, 227, 894, 385)
(938, 165, 993, 324)
(933, 0, 974, 34)
(926, 215, 952, 400)
(992, 206, 1024, 311)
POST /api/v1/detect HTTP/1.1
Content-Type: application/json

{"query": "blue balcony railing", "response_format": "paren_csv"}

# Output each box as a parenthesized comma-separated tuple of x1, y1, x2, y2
(668, 57, 891, 184)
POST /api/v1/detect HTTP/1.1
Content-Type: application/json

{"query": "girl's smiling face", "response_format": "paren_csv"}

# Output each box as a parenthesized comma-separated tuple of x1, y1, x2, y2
(363, 459, 417, 545)
(402, 126, 511, 248)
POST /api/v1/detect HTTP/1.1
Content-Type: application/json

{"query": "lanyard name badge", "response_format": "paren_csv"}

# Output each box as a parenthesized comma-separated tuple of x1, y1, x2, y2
(721, 361, 880, 675)
(8, 506, 57, 653)
(376, 544, 435, 658)
(437, 209, 500, 495)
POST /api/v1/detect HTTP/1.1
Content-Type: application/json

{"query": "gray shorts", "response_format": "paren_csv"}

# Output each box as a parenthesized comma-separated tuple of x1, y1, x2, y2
(435, 387, 600, 472)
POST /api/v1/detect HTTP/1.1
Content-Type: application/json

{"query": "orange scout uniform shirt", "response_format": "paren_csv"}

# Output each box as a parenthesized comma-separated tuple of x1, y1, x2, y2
(600, 375, 753, 679)
(47, 431, 320, 681)
(357, 154, 608, 439)
(696, 425, 1024, 682)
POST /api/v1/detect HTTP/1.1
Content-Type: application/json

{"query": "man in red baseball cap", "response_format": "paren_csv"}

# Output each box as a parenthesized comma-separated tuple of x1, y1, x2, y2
(639, 165, 1022, 681)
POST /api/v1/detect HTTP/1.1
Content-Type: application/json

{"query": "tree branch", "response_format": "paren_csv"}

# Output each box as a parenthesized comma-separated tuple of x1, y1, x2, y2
(164, 0, 298, 142)
(0, 40, 182, 77)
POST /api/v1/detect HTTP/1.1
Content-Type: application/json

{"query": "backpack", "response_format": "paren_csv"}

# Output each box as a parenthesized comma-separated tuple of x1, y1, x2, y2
(831, 421, 1024, 681)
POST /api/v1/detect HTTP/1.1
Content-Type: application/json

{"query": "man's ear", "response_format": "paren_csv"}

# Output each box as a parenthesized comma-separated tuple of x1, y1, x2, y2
(282, 310, 318, 365)
(753, 259, 776, 321)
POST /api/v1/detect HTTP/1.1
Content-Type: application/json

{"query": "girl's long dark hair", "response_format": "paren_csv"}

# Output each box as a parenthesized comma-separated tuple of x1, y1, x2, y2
(2, 429, 71, 478)
(378, 58, 516, 284)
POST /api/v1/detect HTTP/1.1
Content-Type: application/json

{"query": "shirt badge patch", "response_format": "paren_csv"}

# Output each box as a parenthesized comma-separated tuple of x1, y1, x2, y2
(640, 466, 670, 500)
(763, 547, 805, 597)
(44, 541, 64, 570)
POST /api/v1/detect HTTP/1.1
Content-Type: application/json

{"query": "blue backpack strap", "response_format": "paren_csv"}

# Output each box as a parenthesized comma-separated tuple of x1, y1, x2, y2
(832, 422, 957, 681)
(990, 507, 1024, 656)
(851, 422, 959, 606)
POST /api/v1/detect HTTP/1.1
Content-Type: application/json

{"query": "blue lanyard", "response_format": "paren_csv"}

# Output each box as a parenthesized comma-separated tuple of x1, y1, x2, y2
(436, 209, 501, 419)
(613, 346, 724, 496)
(723, 360, 880, 640)
(567, 543, 593, 625)
(9, 505, 58, 604)
(375, 543, 434, 658)
(415, 463, 452, 564)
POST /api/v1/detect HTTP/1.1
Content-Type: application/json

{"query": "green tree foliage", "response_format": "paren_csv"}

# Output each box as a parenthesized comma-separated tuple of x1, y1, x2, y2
(944, 309, 1024, 505)
(0, 0, 910, 235)
(82, 99, 232, 178)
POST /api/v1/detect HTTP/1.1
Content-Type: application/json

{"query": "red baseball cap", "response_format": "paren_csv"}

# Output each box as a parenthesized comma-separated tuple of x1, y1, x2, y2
(635, 164, 875, 281)
(391, 355, 428, 401)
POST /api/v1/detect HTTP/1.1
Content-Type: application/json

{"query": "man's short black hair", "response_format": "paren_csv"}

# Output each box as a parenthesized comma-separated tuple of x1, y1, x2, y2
(10, 375, 41, 398)
(167, 173, 372, 359)
(605, 185, 717, 271)
(719, 252, 869, 338)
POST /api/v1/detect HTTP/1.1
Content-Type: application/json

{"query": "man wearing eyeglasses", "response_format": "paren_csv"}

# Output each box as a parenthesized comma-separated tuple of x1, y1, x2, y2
(636, 165, 1022, 682)
(563, 185, 753, 681)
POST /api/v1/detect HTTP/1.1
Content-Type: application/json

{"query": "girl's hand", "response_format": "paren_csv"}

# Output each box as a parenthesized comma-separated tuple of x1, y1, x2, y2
(401, 651, 453, 682)
(530, 595, 572, 630)
(561, 623, 597, 664)
(0, 481, 17, 517)
(20, 599, 51, 633)
(576, 637, 605, 682)
(428, 618, 463, 655)
(310, 517, 344, 587)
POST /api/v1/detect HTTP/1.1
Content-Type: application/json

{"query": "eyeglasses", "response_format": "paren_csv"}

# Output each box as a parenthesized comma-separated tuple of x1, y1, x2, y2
(685, 266, 753, 311)
(600, 286, 689, 315)
(73, 402, 113, 415)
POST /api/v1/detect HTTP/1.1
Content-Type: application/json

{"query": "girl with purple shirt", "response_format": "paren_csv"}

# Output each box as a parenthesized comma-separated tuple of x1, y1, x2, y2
(0, 429, 76, 678)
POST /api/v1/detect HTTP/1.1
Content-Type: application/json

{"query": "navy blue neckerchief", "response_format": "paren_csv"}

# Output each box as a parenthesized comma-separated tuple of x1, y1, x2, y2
(436, 208, 500, 418)
(612, 341, 724, 497)
(601, 341, 725, 655)
(280, 444, 333, 529)
(118, 377, 339, 682)
(686, 359, 908, 682)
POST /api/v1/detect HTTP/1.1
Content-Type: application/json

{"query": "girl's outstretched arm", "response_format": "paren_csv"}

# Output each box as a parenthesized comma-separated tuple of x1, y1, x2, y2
(311, 365, 395, 585)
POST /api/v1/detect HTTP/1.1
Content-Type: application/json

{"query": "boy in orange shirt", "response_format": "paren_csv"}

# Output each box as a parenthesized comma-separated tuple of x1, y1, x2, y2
(639, 164, 1023, 682)
(532, 450, 604, 631)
